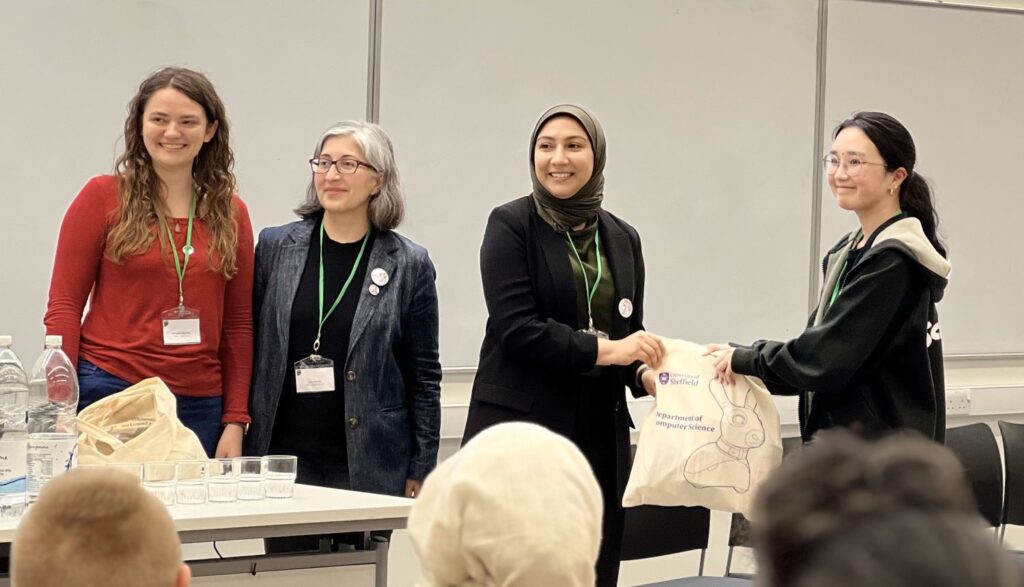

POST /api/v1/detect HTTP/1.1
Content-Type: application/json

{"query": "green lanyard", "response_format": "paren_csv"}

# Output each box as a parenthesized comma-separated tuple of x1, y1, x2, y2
(829, 260, 848, 307)
(163, 191, 196, 310)
(565, 229, 603, 330)
(314, 223, 371, 353)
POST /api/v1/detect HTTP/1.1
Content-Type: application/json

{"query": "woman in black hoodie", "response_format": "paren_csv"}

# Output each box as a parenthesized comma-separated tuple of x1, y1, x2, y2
(707, 112, 950, 442)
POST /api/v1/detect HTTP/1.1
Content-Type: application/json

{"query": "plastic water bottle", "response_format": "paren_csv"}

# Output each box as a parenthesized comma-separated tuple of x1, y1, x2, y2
(0, 336, 28, 517)
(26, 335, 79, 503)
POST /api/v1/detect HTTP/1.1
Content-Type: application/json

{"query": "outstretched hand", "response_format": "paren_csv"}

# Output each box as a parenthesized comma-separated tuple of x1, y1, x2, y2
(704, 343, 736, 386)
(597, 331, 666, 367)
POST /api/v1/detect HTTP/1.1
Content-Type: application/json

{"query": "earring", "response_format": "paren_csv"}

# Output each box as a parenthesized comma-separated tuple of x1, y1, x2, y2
(888, 187, 894, 196)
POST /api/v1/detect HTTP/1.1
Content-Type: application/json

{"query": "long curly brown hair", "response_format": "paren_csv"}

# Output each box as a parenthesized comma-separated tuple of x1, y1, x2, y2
(107, 67, 238, 278)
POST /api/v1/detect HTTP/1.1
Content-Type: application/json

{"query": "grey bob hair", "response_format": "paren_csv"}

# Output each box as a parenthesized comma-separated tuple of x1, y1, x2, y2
(295, 120, 405, 229)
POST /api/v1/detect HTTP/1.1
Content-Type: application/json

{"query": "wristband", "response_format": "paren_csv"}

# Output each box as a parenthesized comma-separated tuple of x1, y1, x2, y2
(636, 364, 653, 389)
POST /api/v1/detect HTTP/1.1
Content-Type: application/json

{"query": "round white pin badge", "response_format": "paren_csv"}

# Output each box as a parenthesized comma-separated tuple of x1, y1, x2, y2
(369, 284, 380, 296)
(371, 268, 389, 287)
(618, 298, 633, 318)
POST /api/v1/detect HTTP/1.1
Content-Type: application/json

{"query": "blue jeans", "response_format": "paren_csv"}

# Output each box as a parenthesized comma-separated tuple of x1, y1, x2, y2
(77, 359, 222, 457)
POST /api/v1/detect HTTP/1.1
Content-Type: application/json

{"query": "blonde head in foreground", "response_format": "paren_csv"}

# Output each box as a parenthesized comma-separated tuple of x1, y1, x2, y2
(12, 468, 190, 587)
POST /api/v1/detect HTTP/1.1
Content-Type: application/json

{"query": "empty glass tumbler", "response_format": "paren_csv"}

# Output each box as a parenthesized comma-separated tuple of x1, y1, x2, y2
(208, 458, 239, 503)
(234, 457, 265, 501)
(175, 460, 208, 505)
(263, 455, 298, 499)
(142, 462, 177, 506)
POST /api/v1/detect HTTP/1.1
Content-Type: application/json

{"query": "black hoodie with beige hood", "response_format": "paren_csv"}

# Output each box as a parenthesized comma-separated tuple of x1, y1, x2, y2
(731, 214, 950, 442)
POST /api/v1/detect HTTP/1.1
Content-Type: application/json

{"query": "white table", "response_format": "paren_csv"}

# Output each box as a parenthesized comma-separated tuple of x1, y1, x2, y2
(0, 484, 413, 587)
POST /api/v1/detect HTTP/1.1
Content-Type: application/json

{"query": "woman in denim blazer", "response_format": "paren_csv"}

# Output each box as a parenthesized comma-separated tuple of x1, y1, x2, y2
(246, 122, 441, 512)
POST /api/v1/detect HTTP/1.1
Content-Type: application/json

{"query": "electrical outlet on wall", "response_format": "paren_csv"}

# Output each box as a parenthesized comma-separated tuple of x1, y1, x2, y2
(946, 388, 971, 415)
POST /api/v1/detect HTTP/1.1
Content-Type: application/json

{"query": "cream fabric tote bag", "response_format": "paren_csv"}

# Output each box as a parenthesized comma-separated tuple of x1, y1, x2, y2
(623, 339, 782, 517)
(76, 377, 207, 464)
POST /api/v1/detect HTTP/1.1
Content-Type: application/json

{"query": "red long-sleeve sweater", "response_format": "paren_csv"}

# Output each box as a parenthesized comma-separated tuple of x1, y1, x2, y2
(44, 175, 254, 424)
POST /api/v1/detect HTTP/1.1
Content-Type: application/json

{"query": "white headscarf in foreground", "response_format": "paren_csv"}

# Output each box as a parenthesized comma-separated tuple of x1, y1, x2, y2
(408, 422, 603, 587)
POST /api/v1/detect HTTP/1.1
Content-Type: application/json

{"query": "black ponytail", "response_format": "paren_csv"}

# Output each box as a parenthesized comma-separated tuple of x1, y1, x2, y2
(900, 171, 946, 258)
(834, 112, 947, 258)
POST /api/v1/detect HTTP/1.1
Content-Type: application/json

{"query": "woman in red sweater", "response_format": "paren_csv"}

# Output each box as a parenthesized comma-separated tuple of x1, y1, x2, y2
(43, 67, 254, 457)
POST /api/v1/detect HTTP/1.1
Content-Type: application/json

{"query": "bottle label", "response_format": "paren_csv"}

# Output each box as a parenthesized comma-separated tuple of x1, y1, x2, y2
(26, 434, 78, 498)
(0, 440, 27, 495)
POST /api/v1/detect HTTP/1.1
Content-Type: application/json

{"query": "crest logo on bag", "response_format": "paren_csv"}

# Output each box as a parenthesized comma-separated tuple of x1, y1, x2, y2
(658, 372, 700, 387)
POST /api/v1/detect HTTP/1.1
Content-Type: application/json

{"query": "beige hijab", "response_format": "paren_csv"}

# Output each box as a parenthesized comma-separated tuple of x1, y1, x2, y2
(408, 422, 603, 587)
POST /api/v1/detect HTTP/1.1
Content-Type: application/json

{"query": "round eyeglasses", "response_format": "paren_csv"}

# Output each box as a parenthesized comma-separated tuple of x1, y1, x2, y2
(822, 154, 888, 177)
(309, 157, 378, 175)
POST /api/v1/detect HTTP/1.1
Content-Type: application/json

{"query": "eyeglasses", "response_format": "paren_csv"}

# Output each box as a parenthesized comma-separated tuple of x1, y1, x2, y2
(822, 154, 888, 177)
(309, 157, 378, 175)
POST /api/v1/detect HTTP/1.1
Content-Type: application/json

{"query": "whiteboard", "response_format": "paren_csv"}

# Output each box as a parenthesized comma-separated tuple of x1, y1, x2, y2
(381, 0, 822, 367)
(0, 0, 368, 358)
(822, 0, 1024, 354)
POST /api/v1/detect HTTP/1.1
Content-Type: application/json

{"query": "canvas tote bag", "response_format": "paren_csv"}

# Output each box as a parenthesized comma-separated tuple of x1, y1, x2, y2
(623, 339, 783, 517)
(76, 377, 207, 464)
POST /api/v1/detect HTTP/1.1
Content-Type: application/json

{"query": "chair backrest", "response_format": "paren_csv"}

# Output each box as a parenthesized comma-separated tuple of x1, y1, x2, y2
(623, 442, 711, 569)
(945, 423, 1004, 527)
(620, 504, 711, 562)
(998, 421, 1024, 529)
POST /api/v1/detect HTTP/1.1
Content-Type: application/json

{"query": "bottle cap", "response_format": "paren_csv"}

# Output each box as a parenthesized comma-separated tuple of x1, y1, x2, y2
(45, 335, 63, 347)
(0, 335, 11, 346)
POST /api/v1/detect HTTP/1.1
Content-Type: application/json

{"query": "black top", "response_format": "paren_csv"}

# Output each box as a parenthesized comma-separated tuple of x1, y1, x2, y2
(269, 219, 375, 464)
(466, 195, 648, 440)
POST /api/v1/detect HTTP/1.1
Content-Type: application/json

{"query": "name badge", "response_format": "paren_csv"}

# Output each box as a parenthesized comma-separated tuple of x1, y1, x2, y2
(295, 355, 335, 393)
(161, 306, 201, 346)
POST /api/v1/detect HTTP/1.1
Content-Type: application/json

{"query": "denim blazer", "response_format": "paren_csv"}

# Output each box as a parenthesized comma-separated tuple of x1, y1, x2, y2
(245, 217, 441, 496)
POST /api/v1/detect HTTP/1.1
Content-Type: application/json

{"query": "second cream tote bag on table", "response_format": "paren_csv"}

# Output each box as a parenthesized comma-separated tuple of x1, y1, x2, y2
(623, 339, 782, 517)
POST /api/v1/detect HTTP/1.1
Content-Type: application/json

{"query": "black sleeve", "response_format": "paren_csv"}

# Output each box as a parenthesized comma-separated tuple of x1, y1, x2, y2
(479, 205, 598, 372)
(626, 226, 648, 399)
(731, 251, 915, 395)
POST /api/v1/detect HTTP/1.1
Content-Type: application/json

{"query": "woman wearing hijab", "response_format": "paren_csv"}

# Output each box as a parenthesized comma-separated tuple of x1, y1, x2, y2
(408, 422, 603, 587)
(462, 104, 664, 586)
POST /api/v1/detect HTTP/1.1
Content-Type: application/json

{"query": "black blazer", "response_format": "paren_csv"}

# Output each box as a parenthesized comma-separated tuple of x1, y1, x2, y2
(463, 196, 648, 444)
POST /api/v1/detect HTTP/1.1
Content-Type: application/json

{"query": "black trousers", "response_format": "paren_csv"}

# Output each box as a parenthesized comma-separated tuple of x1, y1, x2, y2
(570, 394, 628, 587)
